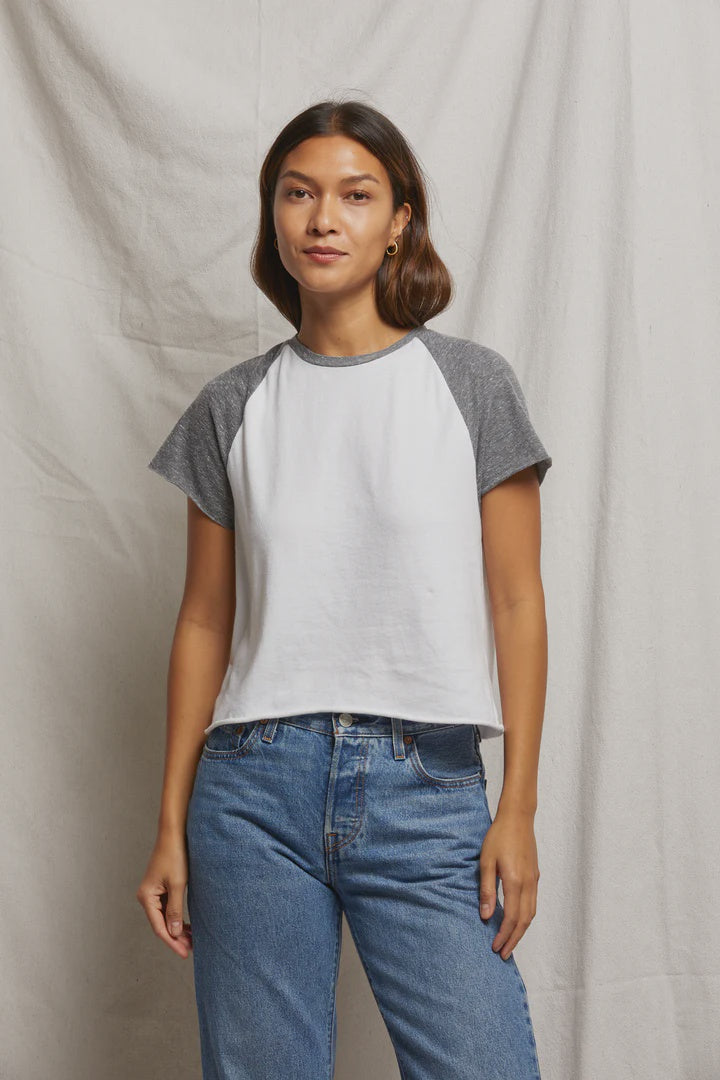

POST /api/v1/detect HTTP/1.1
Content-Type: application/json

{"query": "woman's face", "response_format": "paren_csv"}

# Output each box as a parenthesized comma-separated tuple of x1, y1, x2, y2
(272, 135, 410, 303)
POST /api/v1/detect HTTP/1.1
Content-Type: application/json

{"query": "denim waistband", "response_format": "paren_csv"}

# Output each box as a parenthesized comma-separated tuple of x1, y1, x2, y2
(253, 712, 472, 738)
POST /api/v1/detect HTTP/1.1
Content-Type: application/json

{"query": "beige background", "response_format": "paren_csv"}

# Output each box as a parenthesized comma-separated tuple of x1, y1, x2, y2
(1, 0, 718, 1077)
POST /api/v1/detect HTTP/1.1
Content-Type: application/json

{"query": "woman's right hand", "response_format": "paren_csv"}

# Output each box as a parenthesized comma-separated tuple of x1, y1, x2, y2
(136, 830, 193, 958)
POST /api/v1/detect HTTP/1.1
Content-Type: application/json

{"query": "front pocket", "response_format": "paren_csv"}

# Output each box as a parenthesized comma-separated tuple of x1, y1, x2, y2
(201, 721, 262, 760)
(409, 725, 485, 788)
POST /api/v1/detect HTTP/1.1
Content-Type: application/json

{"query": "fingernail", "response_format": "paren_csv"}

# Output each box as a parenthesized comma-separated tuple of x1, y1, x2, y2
(480, 904, 490, 915)
(170, 921, 181, 936)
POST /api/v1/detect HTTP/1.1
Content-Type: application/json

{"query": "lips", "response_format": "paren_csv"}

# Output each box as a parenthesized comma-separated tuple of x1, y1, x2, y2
(304, 247, 345, 254)
(303, 249, 346, 263)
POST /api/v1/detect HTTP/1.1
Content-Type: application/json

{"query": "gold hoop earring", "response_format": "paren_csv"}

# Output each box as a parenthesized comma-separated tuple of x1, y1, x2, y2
(274, 237, 278, 250)
(386, 240, 399, 256)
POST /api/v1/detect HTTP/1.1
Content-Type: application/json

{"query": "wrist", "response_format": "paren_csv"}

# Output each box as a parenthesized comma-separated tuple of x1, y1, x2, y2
(157, 816, 187, 841)
(496, 794, 537, 819)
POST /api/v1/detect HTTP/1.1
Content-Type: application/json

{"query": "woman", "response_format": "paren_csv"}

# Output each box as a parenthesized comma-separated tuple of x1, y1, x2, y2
(137, 99, 552, 1080)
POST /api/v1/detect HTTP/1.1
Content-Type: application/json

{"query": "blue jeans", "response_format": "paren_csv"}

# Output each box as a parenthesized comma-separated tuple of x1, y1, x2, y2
(186, 712, 542, 1079)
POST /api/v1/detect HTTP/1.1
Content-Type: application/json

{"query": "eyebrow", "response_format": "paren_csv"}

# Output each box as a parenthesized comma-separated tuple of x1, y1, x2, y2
(277, 169, 381, 186)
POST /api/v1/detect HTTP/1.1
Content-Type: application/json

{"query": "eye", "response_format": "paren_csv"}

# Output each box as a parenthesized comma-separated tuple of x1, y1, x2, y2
(285, 188, 370, 201)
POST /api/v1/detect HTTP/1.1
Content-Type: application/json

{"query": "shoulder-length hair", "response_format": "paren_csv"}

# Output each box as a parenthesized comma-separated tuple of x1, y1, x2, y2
(251, 99, 454, 331)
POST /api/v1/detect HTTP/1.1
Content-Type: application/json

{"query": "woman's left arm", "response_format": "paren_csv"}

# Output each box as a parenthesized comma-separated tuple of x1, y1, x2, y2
(479, 464, 548, 960)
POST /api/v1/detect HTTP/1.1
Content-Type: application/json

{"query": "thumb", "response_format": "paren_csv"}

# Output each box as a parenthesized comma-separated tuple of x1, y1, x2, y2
(479, 861, 497, 919)
(165, 886, 186, 937)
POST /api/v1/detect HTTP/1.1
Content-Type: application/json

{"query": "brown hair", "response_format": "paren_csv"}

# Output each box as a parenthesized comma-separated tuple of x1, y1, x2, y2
(250, 99, 454, 331)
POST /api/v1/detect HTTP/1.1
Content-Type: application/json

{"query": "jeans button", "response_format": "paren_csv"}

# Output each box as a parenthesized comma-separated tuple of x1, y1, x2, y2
(338, 713, 354, 727)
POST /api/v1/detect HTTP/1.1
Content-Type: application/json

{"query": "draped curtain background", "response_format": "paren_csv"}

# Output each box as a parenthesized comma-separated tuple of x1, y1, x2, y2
(1, 2, 717, 1077)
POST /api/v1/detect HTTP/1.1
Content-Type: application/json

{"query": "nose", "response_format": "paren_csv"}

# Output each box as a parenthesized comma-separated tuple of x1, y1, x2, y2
(307, 193, 340, 235)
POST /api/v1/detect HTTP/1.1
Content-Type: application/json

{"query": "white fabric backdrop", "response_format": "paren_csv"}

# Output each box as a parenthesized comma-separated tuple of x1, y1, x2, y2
(1, 1, 718, 1077)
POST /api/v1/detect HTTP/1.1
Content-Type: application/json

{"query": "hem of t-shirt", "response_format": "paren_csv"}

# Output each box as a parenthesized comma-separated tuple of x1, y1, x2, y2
(147, 460, 235, 530)
(204, 713, 506, 738)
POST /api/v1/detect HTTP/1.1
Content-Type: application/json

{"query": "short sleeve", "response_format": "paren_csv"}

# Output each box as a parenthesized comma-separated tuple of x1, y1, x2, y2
(147, 382, 235, 529)
(478, 352, 552, 497)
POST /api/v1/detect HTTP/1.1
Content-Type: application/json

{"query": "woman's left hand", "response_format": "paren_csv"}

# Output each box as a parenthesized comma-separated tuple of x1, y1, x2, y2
(478, 808, 540, 959)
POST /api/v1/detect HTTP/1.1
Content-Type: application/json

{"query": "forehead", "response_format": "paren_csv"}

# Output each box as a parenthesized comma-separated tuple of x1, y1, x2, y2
(278, 135, 388, 187)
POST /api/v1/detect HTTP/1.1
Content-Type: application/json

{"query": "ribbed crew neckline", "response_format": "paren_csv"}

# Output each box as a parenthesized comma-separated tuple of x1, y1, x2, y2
(287, 325, 425, 367)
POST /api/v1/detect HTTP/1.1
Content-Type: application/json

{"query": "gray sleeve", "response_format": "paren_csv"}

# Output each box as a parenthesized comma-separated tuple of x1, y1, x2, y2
(147, 381, 235, 530)
(478, 352, 552, 497)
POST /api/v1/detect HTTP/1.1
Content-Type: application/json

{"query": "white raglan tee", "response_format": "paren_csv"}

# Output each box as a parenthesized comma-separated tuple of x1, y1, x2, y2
(148, 325, 552, 738)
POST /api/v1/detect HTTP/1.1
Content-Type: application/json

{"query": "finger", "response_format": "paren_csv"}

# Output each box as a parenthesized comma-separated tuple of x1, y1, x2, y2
(492, 881, 520, 953)
(152, 906, 192, 956)
(164, 883, 186, 939)
(493, 914, 518, 956)
(163, 883, 193, 953)
(479, 861, 497, 919)
(499, 918, 526, 959)
(533, 872, 540, 916)
(499, 889, 535, 959)
(139, 889, 192, 957)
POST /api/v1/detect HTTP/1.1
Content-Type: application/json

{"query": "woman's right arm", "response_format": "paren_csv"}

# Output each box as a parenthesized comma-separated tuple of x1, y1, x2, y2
(136, 498, 236, 957)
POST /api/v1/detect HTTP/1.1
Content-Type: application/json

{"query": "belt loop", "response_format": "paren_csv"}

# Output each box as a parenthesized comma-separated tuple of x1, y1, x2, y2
(260, 717, 280, 743)
(391, 716, 406, 759)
